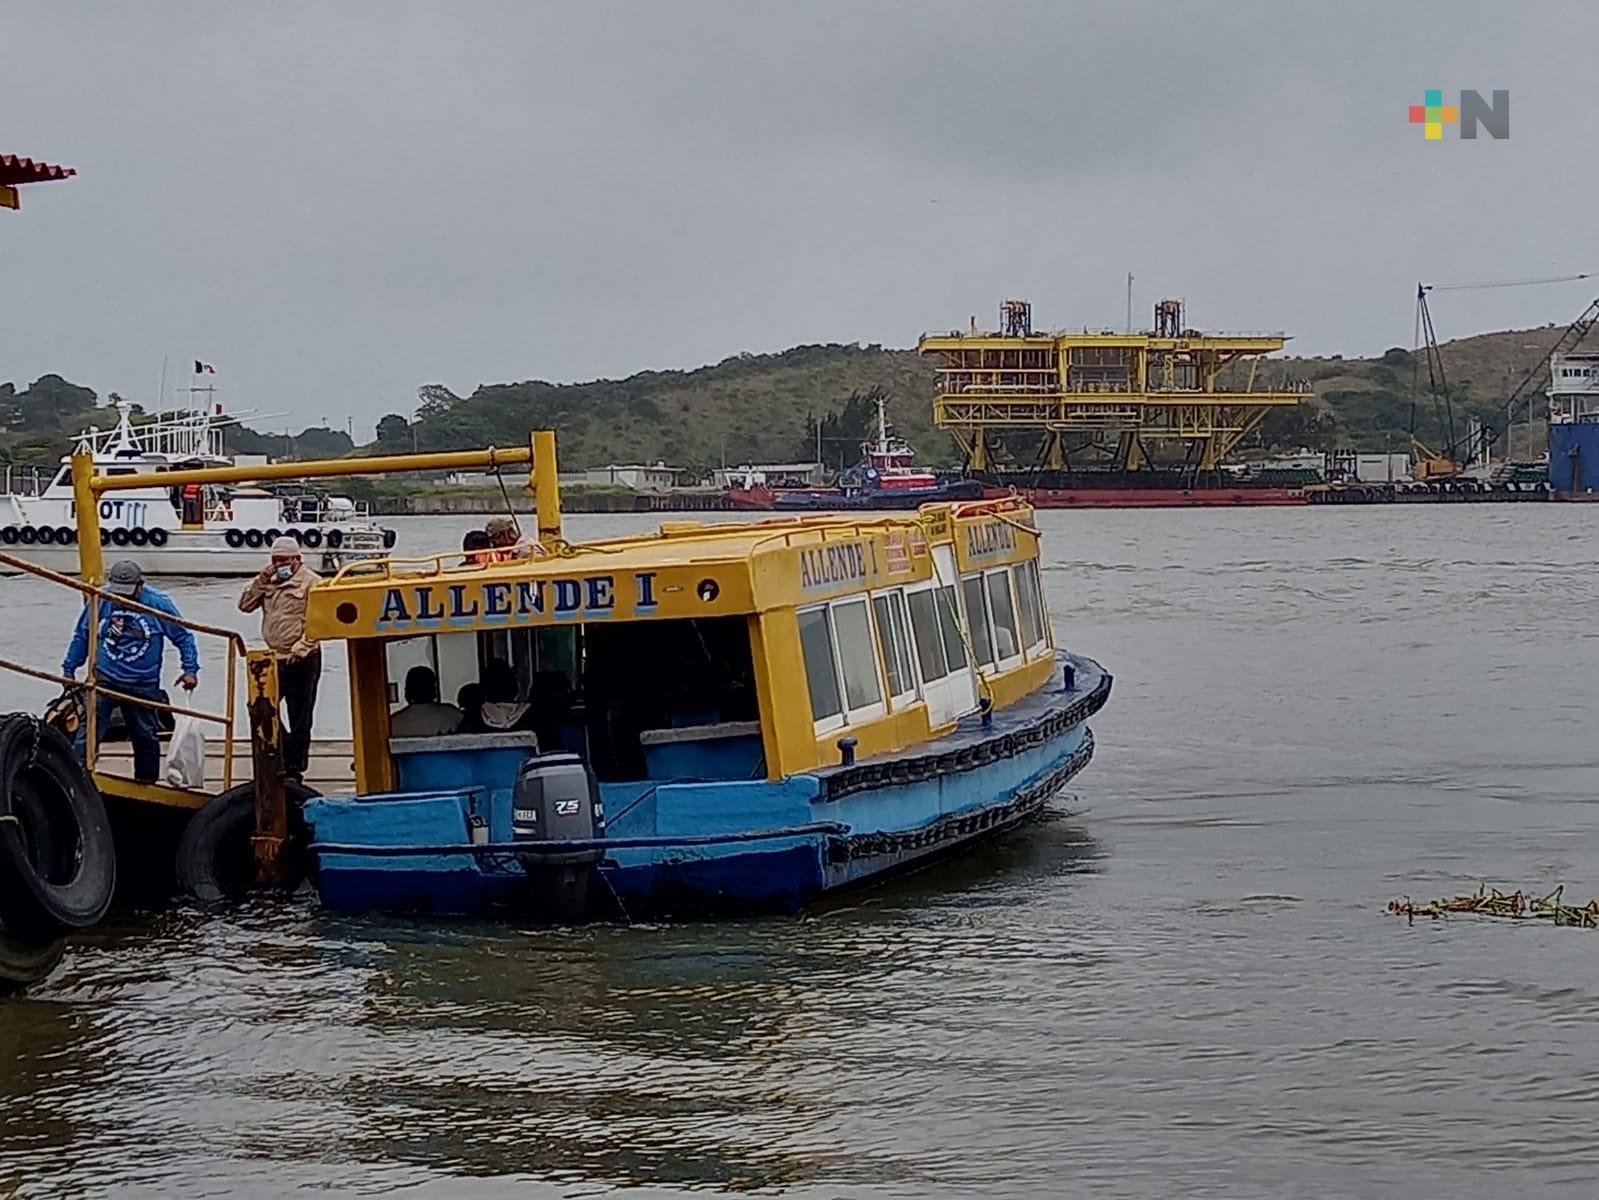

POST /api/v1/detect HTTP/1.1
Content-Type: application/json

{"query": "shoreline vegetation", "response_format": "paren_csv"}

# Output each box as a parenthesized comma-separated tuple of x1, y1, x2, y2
(1, 321, 1572, 491)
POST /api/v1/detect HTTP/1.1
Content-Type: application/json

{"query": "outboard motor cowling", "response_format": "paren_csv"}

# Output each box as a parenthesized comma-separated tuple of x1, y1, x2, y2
(511, 752, 604, 919)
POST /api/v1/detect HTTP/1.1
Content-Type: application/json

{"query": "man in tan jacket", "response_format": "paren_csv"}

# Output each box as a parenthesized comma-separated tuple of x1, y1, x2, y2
(239, 536, 321, 781)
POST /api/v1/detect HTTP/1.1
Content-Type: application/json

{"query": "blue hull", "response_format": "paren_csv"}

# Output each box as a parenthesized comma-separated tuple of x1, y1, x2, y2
(1550, 420, 1599, 497)
(306, 653, 1110, 920)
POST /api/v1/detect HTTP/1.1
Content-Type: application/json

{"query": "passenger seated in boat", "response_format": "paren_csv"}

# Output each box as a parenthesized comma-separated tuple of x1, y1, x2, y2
(476, 659, 536, 732)
(390, 666, 462, 737)
(455, 683, 486, 734)
(460, 530, 493, 566)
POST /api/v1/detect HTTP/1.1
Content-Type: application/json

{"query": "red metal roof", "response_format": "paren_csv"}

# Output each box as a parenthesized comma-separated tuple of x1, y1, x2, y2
(0, 155, 76, 186)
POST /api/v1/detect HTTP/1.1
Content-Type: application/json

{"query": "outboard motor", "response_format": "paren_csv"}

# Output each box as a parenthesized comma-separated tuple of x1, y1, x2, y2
(511, 753, 604, 920)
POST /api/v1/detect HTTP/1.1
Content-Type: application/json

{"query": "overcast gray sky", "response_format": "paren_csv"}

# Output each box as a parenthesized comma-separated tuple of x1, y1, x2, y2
(4, 1, 1595, 436)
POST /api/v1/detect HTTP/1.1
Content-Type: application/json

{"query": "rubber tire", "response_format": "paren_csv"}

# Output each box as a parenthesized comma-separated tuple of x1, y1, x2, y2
(16, 527, 36, 545)
(99, 529, 110, 546)
(0, 919, 64, 995)
(265, 529, 282, 545)
(147, 527, 169, 547)
(0, 717, 116, 939)
(300, 527, 322, 549)
(382, 528, 397, 549)
(35, 526, 55, 546)
(225, 528, 245, 548)
(243, 529, 263, 549)
(56, 527, 75, 546)
(110, 528, 130, 546)
(176, 780, 319, 905)
(128, 527, 149, 547)
(0, 526, 16, 545)
(325, 527, 343, 550)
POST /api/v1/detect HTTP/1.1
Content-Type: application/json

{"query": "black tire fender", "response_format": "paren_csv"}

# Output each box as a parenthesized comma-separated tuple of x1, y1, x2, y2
(0, 919, 65, 995)
(0, 716, 116, 939)
(0, 526, 18, 545)
(35, 526, 55, 546)
(147, 527, 169, 547)
(128, 527, 149, 547)
(55, 526, 75, 545)
(300, 527, 323, 549)
(109, 527, 130, 546)
(243, 529, 263, 549)
(325, 527, 343, 550)
(224, 528, 246, 548)
(176, 780, 319, 905)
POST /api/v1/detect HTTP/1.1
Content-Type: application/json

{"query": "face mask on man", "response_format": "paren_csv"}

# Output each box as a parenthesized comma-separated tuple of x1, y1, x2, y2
(273, 564, 294, 584)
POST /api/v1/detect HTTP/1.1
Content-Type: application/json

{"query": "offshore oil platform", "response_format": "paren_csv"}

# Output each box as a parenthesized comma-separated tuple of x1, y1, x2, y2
(918, 299, 1313, 507)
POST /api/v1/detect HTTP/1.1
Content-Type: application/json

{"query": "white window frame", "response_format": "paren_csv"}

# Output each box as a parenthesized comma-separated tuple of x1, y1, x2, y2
(1012, 559, 1050, 658)
(983, 567, 1025, 671)
(798, 598, 888, 735)
(798, 603, 847, 735)
(909, 545, 979, 725)
(958, 573, 997, 669)
(830, 596, 888, 724)
(870, 587, 919, 708)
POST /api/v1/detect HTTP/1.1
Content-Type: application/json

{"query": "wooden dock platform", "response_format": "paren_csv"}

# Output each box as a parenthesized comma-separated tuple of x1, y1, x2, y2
(96, 737, 357, 796)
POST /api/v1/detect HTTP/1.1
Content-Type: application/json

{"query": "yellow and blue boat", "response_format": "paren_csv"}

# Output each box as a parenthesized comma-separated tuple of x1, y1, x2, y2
(1, 431, 1108, 937)
(294, 435, 1110, 918)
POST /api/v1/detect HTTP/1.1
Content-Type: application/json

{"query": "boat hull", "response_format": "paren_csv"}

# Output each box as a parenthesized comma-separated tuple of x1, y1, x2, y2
(769, 480, 986, 512)
(307, 652, 1110, 919)
(0, 528, 387, 577)
(992, 485, 1307, 508)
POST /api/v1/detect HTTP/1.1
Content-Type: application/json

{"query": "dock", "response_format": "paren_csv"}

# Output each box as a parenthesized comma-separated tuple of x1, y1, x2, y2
(97, 737, 357, 798)
(1305, 481, 1552, 504)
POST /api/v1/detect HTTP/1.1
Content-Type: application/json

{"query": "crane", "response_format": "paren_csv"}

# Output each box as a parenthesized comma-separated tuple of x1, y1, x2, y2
(1408, 273, 1599, 475)
(1409, 284, 1461, 480)
(1468, 296, 1599, 465)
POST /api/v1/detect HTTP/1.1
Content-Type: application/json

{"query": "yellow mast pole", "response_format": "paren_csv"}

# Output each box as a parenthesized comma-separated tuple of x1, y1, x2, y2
(530, 430, 562, 545)
(71, 449, 103, 585)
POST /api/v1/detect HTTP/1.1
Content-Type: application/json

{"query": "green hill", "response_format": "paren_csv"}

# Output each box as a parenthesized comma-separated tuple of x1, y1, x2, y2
(377, 344, 943, 473)
(1, 321, 1580, 475)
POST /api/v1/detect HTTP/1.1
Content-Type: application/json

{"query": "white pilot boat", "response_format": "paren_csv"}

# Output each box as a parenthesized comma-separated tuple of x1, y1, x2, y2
(0, 400, 396, 577)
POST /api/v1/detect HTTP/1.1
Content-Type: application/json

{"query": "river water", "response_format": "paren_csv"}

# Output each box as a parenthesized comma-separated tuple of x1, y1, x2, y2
(2, 507, 1597, 1198)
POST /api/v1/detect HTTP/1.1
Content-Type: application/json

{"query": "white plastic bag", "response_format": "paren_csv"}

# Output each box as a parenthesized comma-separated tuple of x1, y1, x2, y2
(163, 715, 208, 789)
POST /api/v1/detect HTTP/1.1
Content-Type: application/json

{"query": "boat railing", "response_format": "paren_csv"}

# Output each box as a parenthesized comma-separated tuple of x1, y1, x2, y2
(0, 549, 247, 800)
(2, 466, 51, 498)
(324, 548, 491, 585)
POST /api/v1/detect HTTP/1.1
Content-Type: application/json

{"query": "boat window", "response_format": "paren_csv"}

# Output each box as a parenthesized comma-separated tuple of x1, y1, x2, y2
(907, 588, 948, 683)
(832, 598, 883, 711)
(872, 591, 915, 701)
(986, 569, 1021, 662)
(961, 575, 995, 666)
(1013, 561, 1046, 650)
(798, 606, 844, 724)
(936, 585, 968, 670)
(383, 615, 759, 783)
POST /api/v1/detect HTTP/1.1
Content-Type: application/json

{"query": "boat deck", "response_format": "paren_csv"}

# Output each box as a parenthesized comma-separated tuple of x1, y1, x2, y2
(96, 737, 357, 796)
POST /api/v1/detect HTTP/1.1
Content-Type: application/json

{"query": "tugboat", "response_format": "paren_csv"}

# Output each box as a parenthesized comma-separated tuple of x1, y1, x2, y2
(729, 391, 984, 511)
(0, 399, 395, 576)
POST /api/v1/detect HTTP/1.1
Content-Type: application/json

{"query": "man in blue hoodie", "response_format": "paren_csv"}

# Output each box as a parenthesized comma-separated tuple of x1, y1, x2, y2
(62, 559, 200, 782)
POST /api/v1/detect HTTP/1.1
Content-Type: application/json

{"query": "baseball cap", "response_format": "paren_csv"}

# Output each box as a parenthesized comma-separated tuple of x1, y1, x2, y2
(270, 535, 301, 558)
(105, 560, 143, 596)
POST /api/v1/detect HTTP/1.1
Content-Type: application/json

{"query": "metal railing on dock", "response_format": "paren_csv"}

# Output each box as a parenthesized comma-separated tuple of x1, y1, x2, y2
(0, 549, 246, 804)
